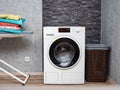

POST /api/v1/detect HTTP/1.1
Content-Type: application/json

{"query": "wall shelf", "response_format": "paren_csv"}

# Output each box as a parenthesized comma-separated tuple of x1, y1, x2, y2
(0, 31, 33, 39)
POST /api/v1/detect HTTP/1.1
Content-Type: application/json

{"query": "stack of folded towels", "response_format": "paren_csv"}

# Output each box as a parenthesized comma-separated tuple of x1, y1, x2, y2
(0, 14, 25, 34)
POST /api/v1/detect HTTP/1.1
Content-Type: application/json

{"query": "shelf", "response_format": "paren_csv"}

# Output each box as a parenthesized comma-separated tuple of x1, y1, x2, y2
(0, 31, 33, 39)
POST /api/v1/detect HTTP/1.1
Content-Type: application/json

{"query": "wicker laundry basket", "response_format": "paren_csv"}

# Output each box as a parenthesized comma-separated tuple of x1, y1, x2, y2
(85, 44, 110, 82)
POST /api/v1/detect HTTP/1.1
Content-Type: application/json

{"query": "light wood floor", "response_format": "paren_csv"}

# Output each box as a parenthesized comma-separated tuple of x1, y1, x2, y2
(0, 84, 119, 90)
(0, 72, 119, 90)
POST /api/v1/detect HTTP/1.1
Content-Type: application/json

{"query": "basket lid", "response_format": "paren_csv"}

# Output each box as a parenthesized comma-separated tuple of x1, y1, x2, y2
(86, 44, 110, 50)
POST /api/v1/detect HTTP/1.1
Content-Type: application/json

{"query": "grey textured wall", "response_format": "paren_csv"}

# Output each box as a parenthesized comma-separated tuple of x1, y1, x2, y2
(43, 0, 101, 44)
(101, 0, 120, 84)
(0, 0, 42, 72)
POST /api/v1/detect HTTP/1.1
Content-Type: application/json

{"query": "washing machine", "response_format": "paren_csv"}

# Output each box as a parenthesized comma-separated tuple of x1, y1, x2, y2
(44, 26, 85, 84)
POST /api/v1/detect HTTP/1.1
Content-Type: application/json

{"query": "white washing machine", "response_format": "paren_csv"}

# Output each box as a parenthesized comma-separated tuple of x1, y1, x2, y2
(44, 26, 85, 84)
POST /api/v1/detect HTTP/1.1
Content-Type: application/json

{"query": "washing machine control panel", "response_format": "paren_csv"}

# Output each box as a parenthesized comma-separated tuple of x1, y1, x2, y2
(58, 27, 84, 34)
(58, 28, 70, 33)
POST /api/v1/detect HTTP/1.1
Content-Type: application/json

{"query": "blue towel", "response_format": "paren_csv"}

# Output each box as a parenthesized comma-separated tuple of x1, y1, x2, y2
(0, 18, 25, 25)
(0, 31, 33, 34)
(0, 28, 23, 34)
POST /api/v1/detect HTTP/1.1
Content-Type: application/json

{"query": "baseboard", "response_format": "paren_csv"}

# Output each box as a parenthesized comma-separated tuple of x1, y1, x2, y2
(107, 76, 117, 85)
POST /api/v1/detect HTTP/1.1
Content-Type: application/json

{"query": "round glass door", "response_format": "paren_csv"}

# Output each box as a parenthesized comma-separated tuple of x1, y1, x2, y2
(49, 38, 80, 69)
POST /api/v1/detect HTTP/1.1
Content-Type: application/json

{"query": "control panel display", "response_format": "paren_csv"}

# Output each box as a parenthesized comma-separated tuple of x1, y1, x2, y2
(58, 28, 70, 33)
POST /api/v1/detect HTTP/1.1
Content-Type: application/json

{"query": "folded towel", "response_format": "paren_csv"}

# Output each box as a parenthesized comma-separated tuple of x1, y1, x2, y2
(0, 22, 19, 27)
(0, 18, 25, 25)
(0, 14, 22, 20)
(0, 31, 33, 34)
(0, 26, 21, 30)
(0, 22, 21, 30)
(0, 28, 23, 34)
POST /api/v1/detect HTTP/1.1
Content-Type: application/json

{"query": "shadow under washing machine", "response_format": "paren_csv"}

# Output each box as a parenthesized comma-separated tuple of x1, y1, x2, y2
(44, 26, 85, 84)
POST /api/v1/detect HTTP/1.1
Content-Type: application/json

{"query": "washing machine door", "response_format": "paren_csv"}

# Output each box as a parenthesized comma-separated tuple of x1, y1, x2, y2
(49, 38, 80, 69)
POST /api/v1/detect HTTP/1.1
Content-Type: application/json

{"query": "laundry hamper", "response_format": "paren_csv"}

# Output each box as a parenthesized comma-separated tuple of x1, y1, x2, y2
(85, 44, 110, 82)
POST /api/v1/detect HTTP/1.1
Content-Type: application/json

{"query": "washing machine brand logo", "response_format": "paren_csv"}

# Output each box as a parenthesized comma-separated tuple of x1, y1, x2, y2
(46, 34, 54, 36)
